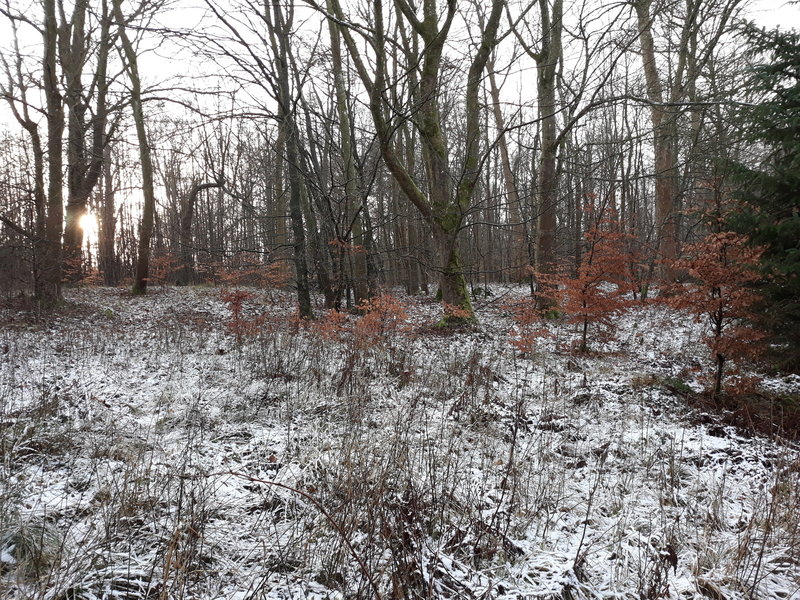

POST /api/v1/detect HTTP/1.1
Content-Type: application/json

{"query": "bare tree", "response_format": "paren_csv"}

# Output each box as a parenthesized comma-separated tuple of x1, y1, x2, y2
(327, 0, 504, 323)
(200, 0, 315, 317)
(633, 0, 743, 280)
(0, 0, 65, 305)
(112, 0, 157, 295)
(60, 0, 116, 278)
(327, 0, 369, 306)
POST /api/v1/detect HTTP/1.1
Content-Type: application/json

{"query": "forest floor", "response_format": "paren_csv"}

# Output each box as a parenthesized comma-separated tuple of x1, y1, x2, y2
(0, 285, 798, 600)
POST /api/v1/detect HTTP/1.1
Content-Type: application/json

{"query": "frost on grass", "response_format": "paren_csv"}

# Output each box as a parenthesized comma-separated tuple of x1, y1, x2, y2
(0, 286, 798, 599)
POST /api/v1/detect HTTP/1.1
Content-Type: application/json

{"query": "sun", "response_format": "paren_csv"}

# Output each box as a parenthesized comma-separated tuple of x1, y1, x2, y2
(79, 212, 98, 241)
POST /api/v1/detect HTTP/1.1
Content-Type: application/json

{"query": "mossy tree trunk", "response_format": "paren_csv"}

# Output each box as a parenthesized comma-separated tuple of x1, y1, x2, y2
(330, 0, 503, 324)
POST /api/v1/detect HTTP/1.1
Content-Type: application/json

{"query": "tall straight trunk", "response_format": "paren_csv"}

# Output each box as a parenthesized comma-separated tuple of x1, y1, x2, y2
(300, 165, 338, 308)
(40, 0, 65, 305)
(272, 128, 289, 278)
(266, 0, 313, 318)
(98, 145, 119, 285)
(61, 0, 89, 277)
(390, 179, 410, 292)
(511, 0, 564, 301)
(294, 91, 343, 308)
(399, 125, 422, 294)
(534, 0, 563, 291)
(1, 16, 48, 297)
(635, 0, 680, 278)
(62, 0, 111, 278)
(487, 60, 527, 281)
(113, 0, 156, 295)
(574, 179, 583, 276)
(327, 0, 369, 306)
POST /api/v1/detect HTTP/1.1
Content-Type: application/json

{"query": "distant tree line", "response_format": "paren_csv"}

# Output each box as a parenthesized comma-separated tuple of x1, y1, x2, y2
(0, 0, 796, 360)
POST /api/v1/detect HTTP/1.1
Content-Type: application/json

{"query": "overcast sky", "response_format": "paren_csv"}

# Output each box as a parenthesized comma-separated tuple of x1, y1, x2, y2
(750, 0, 800, 28)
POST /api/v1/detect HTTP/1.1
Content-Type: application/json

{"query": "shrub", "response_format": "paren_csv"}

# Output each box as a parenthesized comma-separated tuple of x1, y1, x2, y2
(666, 232, 765, 396)
(558, 221, 637, 352)
(354, 293, 408, 348)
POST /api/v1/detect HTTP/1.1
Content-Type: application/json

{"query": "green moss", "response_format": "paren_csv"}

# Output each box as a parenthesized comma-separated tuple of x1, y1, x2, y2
(661, 377, 693, 396)
(436, 313, 478, 328)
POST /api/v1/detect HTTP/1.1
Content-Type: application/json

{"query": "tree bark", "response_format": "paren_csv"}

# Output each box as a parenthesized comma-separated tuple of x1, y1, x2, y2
(487, 59, 528, 281)
(635, 0, 680, 278)
(113, 0, 157, 295)
(330, 0, 502, 324)
(98, 145, 119, 285)
(177, 180, 222, 286)
(327, 0, 369, 306)
(61, 0, 111, 279)
(534, 0, 563, 302)
(265, 0, 314, 318)
(40, 0, 65, 305)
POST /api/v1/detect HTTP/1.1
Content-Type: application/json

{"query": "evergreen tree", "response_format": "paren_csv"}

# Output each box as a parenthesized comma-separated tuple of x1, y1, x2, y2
(728, 23, 800, 370)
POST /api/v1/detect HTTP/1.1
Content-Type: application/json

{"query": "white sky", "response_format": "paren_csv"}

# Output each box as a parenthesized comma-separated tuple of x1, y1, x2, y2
(750, 0, 800, 29)
(0, 0, 798, 130)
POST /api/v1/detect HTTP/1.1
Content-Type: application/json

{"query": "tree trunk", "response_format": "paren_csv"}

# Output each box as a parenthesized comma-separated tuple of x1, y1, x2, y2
(330, 0, 502, 324)
(40, 0, 65, 306)
(177, 180, 222, 286)
(61, 0, 111, 280)
(714, 353, 725, 398)
(534, 0, 563, 304)
(272, 127, 290, 279)
(487, 60, 527, 281)
(635, 0, 680, 278)
(98, 145, 119, 285)
(113, 0, 156, 295)
(266, 0, 313, 318)
(327, 0, 369, 306)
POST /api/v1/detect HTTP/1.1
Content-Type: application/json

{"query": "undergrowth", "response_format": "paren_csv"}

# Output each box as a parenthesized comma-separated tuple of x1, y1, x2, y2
(0, 286, 797, 599)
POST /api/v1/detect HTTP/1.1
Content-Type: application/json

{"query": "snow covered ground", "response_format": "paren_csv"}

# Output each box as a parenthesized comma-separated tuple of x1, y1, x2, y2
(0, 286, 798, 599)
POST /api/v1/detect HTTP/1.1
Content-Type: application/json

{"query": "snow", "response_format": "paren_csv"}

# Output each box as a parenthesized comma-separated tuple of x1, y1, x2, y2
(0, 285, 798, 599)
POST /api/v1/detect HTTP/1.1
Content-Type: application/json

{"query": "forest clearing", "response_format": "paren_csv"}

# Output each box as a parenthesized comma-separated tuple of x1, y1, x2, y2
(1, 285, 798, 599)
(2, 0, 800, 596)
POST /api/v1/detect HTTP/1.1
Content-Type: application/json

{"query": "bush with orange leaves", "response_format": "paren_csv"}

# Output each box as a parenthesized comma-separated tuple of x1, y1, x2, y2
(506, 297, 556, 355)
(149, 253, 181, 286)
(311, 309, 351, 343)
(559, 224, 638, 352)
(218, 257, 289, 289)
(354, 293, 409, 348)
(666, 232, 766, 396)
(76, 268, 104, 287)
(220, 289, 264, 344)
